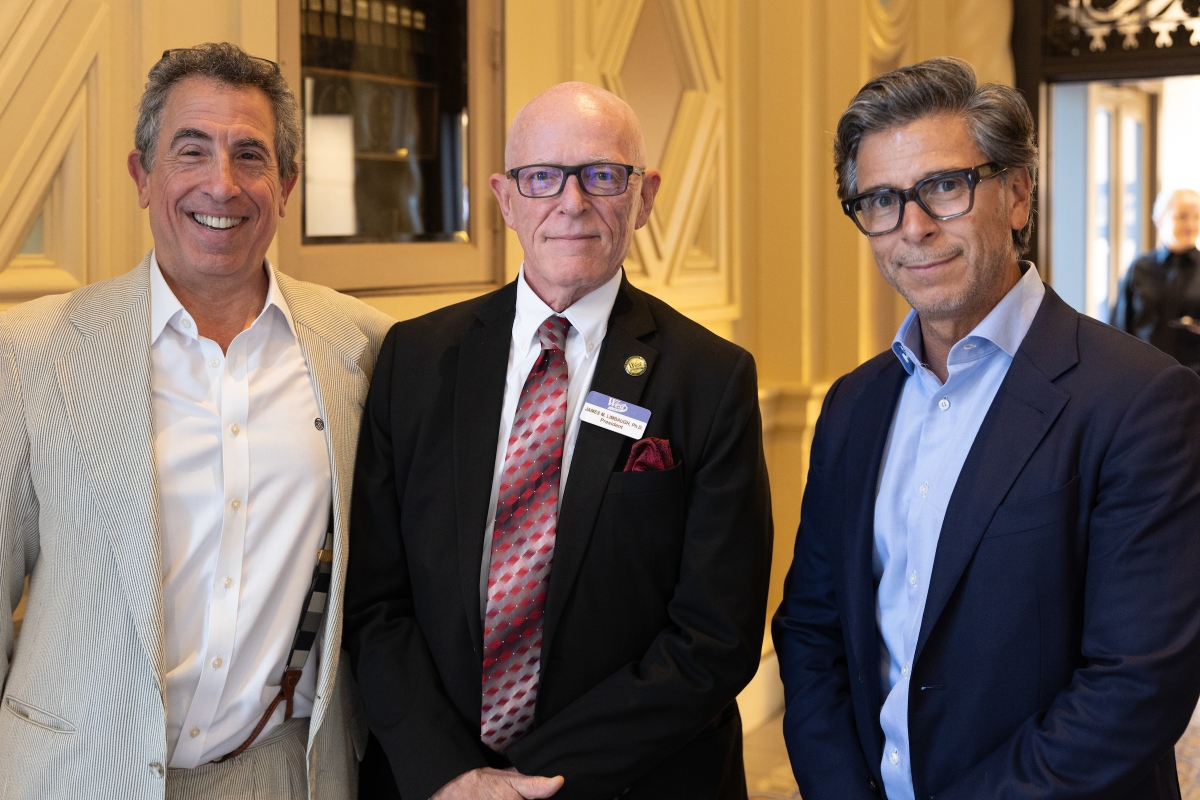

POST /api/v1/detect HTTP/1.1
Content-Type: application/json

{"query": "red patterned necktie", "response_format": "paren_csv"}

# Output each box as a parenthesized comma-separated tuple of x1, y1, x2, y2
(481, 314, 570, 751)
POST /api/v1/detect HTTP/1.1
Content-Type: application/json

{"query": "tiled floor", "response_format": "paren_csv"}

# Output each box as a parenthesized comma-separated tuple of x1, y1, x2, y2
(745, 703, 1200, 800)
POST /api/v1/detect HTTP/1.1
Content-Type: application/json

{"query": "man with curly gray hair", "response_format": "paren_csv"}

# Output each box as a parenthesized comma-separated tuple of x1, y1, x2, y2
(0, 43, 393, 799)
(775, 57, 1200, 800)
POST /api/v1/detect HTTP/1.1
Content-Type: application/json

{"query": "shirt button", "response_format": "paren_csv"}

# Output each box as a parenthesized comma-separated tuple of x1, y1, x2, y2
(189, 727, 200, 738)
(919, 482, 928, 496)
(208, 358, 220, 368)
(223, 577, 233, 589)
(901, 664, 909, 677)
(212, 657, 223, 669)
(910, 571, 918, 586)
(889, 749, 899, 765)
(230, 499, 241, 510)
(230, 423, 240, 436)
(963, 343, 975, 350)
(587, 342, 595, 352)
(181, 318, 192, 329)
(938, 397, 950, 411)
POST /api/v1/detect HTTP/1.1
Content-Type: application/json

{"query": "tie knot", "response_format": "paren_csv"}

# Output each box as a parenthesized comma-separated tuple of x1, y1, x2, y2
(538, 315, 570, 352)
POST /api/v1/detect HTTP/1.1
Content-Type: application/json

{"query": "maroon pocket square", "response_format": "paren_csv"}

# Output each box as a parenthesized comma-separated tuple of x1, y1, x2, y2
(624, 437, 675, 472)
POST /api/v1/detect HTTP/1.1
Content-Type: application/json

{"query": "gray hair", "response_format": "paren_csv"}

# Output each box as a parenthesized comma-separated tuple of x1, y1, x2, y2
(135, 43, 300, 180)
(1153, 188, 1200, 224)
(834, 57, 1039, 255)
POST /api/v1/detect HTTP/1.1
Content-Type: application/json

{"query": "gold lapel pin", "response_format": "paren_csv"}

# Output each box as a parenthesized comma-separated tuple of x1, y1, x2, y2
(624, 355, 648, 376)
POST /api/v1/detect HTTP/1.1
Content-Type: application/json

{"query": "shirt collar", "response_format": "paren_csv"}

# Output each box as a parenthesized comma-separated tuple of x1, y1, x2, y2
(891, 261, 1046, 375)
(149, 250, 296, 346)
(512, 266, 623, 358)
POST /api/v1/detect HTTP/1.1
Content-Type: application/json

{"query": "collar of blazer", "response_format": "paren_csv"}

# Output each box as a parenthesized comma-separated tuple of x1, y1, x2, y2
(56, 255, 370, 720)
(452, 272, 660, 661)
(839, 284, 1079, 690)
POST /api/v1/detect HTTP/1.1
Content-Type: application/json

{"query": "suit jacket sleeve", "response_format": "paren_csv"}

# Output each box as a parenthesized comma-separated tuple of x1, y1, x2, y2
(771, 376, 880, 800)
(503, 349, 773, 795)
(0, 316, 39, 691)
(940, 364, 1200, 799)
(344, 327, 489, 800)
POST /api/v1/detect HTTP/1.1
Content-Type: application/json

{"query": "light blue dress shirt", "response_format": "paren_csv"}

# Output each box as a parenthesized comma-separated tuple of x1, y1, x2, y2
(874, 264, 1045, 800)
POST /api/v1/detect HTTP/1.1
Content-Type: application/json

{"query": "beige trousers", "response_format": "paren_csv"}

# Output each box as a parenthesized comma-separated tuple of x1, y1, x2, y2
(166, 718, 311, 800)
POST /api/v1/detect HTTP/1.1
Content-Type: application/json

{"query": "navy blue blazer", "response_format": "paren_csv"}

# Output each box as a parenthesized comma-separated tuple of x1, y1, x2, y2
(774, 285, 1200, 800)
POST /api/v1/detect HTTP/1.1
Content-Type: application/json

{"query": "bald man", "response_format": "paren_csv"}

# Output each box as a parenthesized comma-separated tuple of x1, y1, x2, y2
(345, 82, 773, 800)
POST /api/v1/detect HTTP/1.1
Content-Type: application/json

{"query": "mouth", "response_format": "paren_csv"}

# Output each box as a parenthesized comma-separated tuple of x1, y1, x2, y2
(899, 253, 958, 273)
(191, 213, 246, 231)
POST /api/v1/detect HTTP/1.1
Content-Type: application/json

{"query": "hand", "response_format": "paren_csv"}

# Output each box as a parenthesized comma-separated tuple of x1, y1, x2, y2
(431, 767, 564, 800)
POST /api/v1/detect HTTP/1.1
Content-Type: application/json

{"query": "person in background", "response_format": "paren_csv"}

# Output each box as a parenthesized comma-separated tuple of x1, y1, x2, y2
(1112, 188, 1200, 372)
(774, 57, 1200, 800)
(0, 43, 392, 799)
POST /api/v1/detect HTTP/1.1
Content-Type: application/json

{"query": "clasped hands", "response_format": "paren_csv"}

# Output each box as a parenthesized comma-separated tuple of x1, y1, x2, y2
(431, 766, 564, 800)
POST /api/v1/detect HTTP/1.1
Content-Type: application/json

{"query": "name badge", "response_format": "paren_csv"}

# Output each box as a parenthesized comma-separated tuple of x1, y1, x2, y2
(580, 391, 651, 439)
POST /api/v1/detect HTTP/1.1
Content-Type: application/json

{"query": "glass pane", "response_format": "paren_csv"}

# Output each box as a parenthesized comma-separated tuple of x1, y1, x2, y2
(300, 0, 468, 244)
(1119, 116, 1143, 286)
(19, 214, 44, 255)
(1089, 109, 1111, 321)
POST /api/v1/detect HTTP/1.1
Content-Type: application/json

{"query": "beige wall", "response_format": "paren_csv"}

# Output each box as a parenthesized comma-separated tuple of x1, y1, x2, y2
(2, 0, 1014, 726)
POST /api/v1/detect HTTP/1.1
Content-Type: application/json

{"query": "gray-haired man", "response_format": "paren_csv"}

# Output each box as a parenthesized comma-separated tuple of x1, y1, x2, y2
(0, 43, 392, 799)
(774, 57, 1200, 800)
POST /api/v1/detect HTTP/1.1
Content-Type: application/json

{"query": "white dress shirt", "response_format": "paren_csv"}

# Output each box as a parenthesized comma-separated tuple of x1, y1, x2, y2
(873, 264, 1045, 800)
(478, 266, 623, 614)
(150, 253, 332, 768)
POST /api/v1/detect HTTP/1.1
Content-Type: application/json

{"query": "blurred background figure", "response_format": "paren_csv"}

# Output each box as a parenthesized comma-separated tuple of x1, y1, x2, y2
(1112, 188, 1200, 372)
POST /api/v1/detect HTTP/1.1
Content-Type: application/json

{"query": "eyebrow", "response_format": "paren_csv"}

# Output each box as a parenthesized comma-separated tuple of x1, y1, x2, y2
(857, 165, 970, 195)
(168, 130, 271, 155)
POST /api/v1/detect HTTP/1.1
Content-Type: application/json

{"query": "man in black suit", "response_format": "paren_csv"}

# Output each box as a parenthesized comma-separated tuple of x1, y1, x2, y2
(774, 57, 1200, 800)
(347, 81, 772, 800)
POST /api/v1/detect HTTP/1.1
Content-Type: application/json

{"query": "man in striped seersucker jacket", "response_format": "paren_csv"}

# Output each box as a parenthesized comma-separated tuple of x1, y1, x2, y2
(0, 43, 392, 800)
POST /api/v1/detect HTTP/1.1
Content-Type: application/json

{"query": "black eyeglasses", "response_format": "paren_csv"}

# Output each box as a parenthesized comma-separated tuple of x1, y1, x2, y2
(160, 49, 280, 72)
(506, 163, 646, 198)
(842, 162, 1007, 236)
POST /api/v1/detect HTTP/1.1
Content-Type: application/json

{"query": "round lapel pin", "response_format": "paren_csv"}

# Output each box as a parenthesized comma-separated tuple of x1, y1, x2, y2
(624, 355, 648, 376)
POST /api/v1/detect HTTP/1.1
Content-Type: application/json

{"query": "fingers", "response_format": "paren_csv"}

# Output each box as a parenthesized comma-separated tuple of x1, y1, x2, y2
(507, 773, 565, 799)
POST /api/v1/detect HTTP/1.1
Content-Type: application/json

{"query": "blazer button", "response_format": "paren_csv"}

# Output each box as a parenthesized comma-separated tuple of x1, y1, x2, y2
(149, 762, 165, 778)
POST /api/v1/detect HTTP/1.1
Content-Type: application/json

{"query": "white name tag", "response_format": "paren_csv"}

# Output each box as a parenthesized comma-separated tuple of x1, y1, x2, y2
(580, 391, 651, 439)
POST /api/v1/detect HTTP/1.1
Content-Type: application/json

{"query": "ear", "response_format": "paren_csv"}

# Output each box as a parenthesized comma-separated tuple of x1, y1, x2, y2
(127, 150, 152, 209)
(633, 169, 662, 229)
(490, 172, 517, 230)
(278, 165, 300, 217)
(1006, 166, 1033, 234)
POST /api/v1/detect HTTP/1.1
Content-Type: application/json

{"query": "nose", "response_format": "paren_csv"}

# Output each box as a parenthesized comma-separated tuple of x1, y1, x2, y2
(556, 173, 588, 214)
(897, 197, 939, 241)
(204, 153, 241, 203)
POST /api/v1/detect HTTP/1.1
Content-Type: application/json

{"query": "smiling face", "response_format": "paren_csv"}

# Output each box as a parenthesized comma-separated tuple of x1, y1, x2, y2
(127, 76, 296, 288)
(1159, 192, 1200, 254)
(855, 114, 1030, 332)
(489, 84, 661, 310)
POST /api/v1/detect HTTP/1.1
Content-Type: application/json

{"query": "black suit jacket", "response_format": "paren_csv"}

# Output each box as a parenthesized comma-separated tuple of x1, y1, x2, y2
(774, 286, 1200, 800)
(346, 277, 773, 800)
(1111, 246, 1200, 372)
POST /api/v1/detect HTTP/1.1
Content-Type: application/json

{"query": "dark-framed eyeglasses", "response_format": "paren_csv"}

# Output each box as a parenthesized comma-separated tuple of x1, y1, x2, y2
(159, 49, 280, 72)
(841, 161, 1007, 236)
(506, 163, 646, 198)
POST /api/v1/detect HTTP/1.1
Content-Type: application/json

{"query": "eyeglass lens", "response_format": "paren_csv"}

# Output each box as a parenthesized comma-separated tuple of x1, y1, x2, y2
(517, 165, 632, 197)
(853, 172, 974, 234)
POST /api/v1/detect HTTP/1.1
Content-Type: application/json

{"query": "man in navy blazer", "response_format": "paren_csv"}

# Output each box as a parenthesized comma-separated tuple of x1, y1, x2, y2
(774, 57, 1200, 800)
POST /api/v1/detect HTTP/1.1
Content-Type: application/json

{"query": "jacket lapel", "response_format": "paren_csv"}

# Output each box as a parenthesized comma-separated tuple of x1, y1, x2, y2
(454, 283, 518, 655)
(54, 258, 164, 689)
(541, 279, 658, 669)
(276, 271, 372, 723)
(839, 356, 907, 730)
(914, 288, 1077, 663)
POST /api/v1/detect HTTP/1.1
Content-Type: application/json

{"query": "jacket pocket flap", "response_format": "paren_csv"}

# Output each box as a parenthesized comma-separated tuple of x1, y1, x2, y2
(4, 695, 76, 733)
(985, 476, 1080, 538)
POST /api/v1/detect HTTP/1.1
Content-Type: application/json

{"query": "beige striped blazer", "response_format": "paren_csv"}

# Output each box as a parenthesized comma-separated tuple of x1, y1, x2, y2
(0, 255, 394, 800)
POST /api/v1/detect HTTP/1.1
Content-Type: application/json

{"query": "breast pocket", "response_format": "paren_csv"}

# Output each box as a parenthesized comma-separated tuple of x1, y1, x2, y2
(604, 461, 685, 495)
(984, 476, 1080, 539)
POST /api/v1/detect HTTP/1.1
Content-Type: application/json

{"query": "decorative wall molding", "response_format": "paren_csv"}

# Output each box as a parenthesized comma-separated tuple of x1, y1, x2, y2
(758, 382, 831, 438)
(1051, 0, 1200, 54)
(866, 0, 915, 75)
